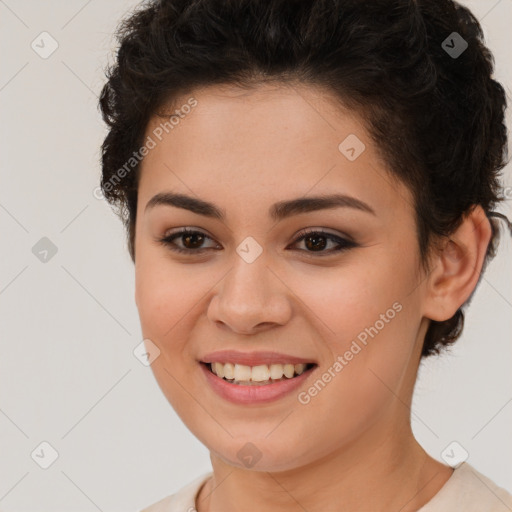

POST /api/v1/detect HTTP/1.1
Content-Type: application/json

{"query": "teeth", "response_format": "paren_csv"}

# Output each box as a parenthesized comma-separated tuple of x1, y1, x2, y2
(223, 362, 234, 380)
(269, 364, 284, 380)
(212, 362, 225, 378)
(296, 363, 307, 376)
(234, 363, 253, 381)
(249, 364, 270, 381)
(209, 362, 309, 382)
(283, 363, 295, 378)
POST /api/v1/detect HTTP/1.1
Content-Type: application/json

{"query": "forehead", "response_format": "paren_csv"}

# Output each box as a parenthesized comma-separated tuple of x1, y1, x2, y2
(138, 82, 414, 225)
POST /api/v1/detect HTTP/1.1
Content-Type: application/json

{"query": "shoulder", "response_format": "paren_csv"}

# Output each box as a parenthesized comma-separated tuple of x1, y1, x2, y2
(139, 472, 212, 512)
(419, 462, 512, 512)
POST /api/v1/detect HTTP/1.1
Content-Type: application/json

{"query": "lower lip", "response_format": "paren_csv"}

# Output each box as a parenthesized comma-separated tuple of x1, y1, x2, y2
(200, 362, 317, 405)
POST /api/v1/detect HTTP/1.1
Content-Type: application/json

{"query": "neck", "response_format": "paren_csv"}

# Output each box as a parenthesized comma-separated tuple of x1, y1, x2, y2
(196, 412, 453, 512)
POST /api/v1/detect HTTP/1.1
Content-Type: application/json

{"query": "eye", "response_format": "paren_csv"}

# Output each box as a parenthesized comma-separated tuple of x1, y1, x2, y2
(287, 227, 357, 257)
(157, 227, 356, 257)
(157, 228, 220, 255)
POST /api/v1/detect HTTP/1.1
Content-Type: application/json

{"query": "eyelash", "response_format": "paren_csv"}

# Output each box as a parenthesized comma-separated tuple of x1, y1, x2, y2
(157, 227, 357, 257)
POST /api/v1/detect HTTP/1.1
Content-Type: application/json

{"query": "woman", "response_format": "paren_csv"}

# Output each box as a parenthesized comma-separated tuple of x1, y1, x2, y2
(98, 0, 512, 510)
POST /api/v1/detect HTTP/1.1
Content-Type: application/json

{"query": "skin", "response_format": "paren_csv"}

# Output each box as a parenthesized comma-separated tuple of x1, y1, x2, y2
(134, 82, 492, 512)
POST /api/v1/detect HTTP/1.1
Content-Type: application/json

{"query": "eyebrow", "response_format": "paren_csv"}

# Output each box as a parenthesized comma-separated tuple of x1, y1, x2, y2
(144, 192, 376, 221)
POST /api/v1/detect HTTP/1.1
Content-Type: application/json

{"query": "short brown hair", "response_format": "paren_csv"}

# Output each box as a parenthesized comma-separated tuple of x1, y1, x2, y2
(99, 0, 509, 357)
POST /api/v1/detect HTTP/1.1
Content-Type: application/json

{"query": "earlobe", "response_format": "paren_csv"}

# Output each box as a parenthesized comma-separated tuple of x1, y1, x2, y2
(422, 205, 492, 322)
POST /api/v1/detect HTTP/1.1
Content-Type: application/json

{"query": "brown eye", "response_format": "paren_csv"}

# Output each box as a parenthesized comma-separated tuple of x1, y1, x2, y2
(181, 231, 205, 249)
(158, 227, 357, 257)
(303, 233, 328, 251)
(290, 228, 356, 256)
(158, 228, 219, 254)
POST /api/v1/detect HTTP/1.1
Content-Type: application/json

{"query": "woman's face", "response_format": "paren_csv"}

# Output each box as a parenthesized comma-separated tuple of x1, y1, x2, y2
(134, 83, 430, 471)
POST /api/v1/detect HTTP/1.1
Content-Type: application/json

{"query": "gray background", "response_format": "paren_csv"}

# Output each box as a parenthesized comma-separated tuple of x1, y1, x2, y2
(0, 0, 511, 510)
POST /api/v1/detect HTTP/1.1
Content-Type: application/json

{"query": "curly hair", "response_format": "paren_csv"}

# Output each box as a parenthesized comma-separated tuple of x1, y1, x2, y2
(98, 0, 510, 358)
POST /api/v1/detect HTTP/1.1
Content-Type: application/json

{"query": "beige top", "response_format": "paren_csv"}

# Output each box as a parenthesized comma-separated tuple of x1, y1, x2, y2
(140, 462, 512, 512)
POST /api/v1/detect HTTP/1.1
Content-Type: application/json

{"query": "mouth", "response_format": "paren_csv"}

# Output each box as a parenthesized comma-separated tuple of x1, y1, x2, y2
(198, 350, 319, 404)
(200, 361, 318, 386)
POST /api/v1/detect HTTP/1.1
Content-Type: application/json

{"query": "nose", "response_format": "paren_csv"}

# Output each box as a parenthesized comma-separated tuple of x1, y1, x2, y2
(207, 255, 293, 335)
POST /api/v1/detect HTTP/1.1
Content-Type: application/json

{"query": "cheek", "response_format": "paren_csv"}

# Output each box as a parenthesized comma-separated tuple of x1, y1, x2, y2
(134, 251, 203, 408)
(290, 250, 420, 407)
(135, 246, 200, 337)
(295, 302, 418, 450)
(135, 267, 173, 337)
(287, 252, 409, 341)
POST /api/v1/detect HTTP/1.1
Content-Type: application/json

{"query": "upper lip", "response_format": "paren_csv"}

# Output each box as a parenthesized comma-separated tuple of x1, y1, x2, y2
(200, 350, 317, 367)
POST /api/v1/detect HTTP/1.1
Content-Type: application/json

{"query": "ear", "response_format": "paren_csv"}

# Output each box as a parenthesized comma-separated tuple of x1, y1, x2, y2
(422, 205, 492, 322)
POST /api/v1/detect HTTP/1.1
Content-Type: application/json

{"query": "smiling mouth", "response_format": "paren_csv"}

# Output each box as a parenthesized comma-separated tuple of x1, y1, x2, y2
(201, 361, 317, 386)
